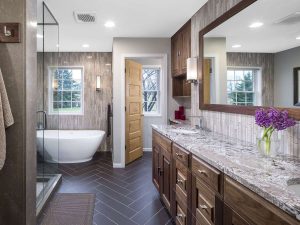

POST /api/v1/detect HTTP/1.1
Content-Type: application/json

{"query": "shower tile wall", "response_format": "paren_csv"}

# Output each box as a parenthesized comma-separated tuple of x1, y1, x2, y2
(37, 52, 112, 150)
(190, 0, 300, 157)
(0, 0, 37, 224)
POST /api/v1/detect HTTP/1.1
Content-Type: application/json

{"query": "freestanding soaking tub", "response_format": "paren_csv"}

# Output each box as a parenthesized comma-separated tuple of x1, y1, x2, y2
(37, 130, 105, 163)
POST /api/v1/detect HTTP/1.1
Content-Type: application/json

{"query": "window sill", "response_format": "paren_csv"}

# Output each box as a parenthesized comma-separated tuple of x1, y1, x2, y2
(144, 113, 162, 117)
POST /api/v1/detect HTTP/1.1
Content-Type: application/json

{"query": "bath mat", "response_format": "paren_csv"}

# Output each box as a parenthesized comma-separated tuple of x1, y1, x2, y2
(41, 193, 95, 225)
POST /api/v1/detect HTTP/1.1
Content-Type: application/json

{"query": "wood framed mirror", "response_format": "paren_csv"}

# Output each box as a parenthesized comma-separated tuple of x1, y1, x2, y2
(199, 0, 300, 120)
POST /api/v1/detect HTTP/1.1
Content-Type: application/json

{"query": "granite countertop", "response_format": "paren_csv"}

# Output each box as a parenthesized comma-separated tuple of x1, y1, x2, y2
(152, 124, 300, 221)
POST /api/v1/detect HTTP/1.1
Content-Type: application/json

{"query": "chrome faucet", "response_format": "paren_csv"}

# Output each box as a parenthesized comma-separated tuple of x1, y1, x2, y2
(188, 116, 204, 130)
(37, 110, 47, 130)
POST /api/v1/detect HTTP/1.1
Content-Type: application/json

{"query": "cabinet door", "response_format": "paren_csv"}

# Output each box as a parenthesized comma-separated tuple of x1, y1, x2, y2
(160, 148, 172, 213)
(224, 204, 250, 225)
(171, 34, 182, 76)
(180, 23, 191, 74)
(152, 144, 160, 191)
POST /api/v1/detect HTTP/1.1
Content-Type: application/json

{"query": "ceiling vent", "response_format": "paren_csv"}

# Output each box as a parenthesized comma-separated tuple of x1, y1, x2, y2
(275, 12, 300, 25)
(74, 11, 96, 23)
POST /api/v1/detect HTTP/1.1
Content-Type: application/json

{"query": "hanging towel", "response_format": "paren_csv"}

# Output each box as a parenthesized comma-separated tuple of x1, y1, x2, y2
(0, 68, 14, 170)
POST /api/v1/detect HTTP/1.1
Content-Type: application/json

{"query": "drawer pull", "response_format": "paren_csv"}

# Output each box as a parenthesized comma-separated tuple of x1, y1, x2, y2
(177, 179, 184, 184)
(176, 153, 183, 158)
(177, 213, 183, 219)
(199, 204, 208, 210)
(198, 170, 207, 176)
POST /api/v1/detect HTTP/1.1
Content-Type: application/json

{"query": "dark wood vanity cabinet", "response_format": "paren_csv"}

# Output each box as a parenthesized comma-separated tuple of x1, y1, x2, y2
(171, 20, 191, 77)
(152, 131, 173, 214)
(224, 176, 300, 225)
(152, 130, 300, 225)
(172, 143, 191, 225)
(191, 156, 223, 225)
(171, 20, 192, 97)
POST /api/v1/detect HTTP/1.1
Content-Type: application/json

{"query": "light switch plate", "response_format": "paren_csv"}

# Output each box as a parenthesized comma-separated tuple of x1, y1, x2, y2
(0, 23, 21, 43)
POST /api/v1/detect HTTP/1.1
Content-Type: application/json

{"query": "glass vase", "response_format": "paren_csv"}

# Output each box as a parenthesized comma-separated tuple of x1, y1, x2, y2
(256, 128, 281, 157)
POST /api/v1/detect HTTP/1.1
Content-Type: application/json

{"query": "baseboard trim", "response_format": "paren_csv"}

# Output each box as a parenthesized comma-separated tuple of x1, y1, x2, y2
(113, 163, 124, 168)
(143, 148, 152, 152)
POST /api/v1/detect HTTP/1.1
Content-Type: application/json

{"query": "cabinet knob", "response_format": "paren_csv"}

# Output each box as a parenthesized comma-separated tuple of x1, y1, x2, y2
(177, 213, 183, 219)
(177, 179, 184, 184)
(176, 153, 183, 158)
(198, 170, 207, 176)
(199, 204, 208, 210)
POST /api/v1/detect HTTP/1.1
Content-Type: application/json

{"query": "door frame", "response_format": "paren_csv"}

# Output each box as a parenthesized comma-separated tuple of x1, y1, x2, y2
(115, 53, 168, 168)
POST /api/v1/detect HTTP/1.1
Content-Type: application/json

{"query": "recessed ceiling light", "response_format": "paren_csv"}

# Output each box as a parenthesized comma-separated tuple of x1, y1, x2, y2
(249, 22, 264, 28)
(37, 34, 43, 38)
(82, 44, 90, 48)
(104, 21, 115, 28)
(296, 36, 300, 40)
(232, 44, 241, 48)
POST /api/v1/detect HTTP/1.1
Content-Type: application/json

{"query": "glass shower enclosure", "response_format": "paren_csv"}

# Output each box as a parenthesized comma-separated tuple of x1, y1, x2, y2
(36, 2, 61, 215)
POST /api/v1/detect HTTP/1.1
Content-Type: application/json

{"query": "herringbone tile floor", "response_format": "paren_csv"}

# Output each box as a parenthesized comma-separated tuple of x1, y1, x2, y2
(39, 152, 173, 225)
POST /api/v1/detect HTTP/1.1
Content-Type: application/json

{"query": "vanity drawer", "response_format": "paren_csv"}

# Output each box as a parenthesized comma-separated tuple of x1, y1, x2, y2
(153, 131, 172, 153)
(175, 198, 187, 225)
(196, 178, 215, 225)
(192, 156, 222, 194)
(176, 169, 187, 195)
(173, 143, 189, 167)
(224, 176, 299, 225)
(175, 160, 188, 194)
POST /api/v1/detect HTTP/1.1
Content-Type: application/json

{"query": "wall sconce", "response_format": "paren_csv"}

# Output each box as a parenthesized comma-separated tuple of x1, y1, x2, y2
(96, 75, 101, 91)
(187, 57, 198, 84)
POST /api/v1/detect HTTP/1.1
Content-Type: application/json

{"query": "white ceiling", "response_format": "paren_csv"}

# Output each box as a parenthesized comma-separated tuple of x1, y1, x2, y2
(205, 0, 300, 53)
(37, 0, 208, 52)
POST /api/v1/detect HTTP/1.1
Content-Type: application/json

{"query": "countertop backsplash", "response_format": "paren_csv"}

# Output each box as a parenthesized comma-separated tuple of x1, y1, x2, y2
(190, 107, 300, 157)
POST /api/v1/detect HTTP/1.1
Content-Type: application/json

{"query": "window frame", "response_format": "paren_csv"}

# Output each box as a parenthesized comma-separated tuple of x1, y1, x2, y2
(142, 65, 162, 117)
(226, 67, 261, 106)
(48, 66, 85, 115)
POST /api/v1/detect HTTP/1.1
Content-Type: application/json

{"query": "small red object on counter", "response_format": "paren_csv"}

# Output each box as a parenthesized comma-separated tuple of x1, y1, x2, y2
(180, 115, 186, 120)
(175, 111, 181, 119)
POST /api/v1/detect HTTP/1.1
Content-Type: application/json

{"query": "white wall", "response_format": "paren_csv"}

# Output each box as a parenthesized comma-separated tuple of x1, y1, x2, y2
(274, 46, 300, 107)
(112, 38, 177, 167)
(204, 37, 227, 104)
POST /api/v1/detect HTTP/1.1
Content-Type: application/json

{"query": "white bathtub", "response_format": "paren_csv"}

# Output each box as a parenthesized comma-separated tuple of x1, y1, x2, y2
(37, 130, 105, 163)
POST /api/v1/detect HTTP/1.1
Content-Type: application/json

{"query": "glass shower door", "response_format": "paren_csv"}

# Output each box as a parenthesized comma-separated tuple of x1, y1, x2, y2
(36, 2, 61, 215)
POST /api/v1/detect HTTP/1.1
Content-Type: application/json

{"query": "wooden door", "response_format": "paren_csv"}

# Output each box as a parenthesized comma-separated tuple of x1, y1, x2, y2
(160, 148, 172, 213)
(203, 58, 211, 104)
(180, 23, 191, 74)
(125, 60, 143, 164)
(152, 143, 160, 191)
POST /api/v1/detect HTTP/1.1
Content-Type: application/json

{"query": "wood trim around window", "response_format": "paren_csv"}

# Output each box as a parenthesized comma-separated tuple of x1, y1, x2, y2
(198, 0, 300, 120)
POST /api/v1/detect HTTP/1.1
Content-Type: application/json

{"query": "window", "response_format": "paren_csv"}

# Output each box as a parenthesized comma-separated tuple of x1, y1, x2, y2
(142, 67, 161, 114)
(227, 68, 259, 106)
(49, 67, 84, 115)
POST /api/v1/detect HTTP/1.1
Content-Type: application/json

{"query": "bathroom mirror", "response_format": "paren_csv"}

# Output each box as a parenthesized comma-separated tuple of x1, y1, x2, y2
(199, 0, 300, 119)
(295, 67, 300, 106)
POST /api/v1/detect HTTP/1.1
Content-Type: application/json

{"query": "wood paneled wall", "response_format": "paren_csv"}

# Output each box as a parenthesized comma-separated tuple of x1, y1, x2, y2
(227, 52, 274, 106)
(37, 52, 112, 150)
(190, 0, 300, 157)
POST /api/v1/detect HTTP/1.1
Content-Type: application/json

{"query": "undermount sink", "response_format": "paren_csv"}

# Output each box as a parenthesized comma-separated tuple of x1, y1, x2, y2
(287, 179, 300, 197)
(169, 129, 199, 135)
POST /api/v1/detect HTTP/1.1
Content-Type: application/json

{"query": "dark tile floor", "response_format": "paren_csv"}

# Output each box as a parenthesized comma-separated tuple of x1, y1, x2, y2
(39, 152, 173, 225)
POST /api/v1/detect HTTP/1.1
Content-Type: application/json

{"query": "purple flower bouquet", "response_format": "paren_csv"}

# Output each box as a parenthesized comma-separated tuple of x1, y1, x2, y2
(255, 108, 296, 156)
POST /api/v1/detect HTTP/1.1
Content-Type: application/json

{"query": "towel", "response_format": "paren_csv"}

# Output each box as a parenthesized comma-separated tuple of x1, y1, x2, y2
(0, 68, 14, 170)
